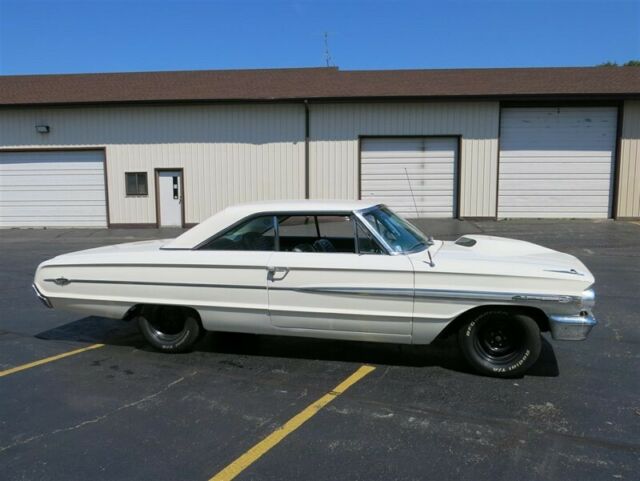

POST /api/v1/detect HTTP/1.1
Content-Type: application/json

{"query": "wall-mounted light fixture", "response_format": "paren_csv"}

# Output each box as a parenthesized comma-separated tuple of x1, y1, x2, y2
(35, 124, 50, 134)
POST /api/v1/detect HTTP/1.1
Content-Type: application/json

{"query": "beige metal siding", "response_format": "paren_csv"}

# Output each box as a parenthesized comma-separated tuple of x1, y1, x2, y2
(309, 102, 499, 217)
(0, 105, 305, 224)
(618, 101, 640, 218)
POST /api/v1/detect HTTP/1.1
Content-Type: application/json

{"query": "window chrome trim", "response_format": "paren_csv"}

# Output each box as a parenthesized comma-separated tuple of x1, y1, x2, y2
(353, 209, 395, 255)
(354, 204, 431, 256)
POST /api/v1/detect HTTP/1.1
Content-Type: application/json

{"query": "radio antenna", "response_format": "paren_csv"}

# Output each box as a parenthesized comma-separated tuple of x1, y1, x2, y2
(323, 32, 333, 67)
(404, 168, 420, 218)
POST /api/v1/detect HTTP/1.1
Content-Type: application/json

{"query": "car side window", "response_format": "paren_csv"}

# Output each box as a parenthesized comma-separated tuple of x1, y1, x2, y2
(355, 221, 385, 255)
(277, 215, 355, 253)
(199, 215, 276, 251)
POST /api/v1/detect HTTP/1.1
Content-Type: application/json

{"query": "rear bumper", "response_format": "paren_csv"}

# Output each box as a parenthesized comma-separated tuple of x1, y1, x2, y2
(32, 283, 52, 308)
(549, 313, 597, 340)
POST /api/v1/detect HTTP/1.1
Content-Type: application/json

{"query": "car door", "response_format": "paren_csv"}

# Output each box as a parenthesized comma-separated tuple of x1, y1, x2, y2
(267, 215, 414, 342)
(190, 215, 276, 333)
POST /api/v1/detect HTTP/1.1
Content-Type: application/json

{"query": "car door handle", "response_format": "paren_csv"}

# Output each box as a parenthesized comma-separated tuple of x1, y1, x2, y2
(267, 266, 288, 274)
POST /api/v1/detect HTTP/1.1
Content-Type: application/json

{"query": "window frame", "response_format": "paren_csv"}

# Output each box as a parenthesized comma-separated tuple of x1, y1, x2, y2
(125, 172, 148, 197)
(195, 210, 391, 255)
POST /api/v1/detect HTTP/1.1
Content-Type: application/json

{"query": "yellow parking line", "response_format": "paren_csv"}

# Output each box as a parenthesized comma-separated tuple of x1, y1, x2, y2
(209, 364, 376, 481)
(0, 343, 104, 378)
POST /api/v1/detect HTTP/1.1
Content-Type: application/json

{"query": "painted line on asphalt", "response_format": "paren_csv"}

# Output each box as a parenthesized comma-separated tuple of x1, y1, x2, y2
(209, 364, 376, 481)
(0, 343, 105, 378)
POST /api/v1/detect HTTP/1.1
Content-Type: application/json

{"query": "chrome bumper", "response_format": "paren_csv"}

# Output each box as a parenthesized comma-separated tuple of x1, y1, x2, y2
(549, 313, 597, 340)
(32, 283, 52, 308)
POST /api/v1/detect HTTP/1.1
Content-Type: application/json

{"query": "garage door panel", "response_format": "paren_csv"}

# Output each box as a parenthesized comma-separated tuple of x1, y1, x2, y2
(498, 107, 616, 219)
(1, 190, 107, 201)
(361, 179, 455, 190)
(0, 151, 107, 227)
(500, 151, 614, 159)
(499, 163, 612, 175)
(500, 195, 611, 206)
(499, 179, 611, 190)
(361, 165, 453, 175)
(1, 174, 105, 187)
(361, 137, 457, 218)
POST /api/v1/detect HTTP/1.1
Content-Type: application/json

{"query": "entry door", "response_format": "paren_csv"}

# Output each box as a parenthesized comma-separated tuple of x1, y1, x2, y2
(267, 252, 414, 341)
(158, 170, 183, 226)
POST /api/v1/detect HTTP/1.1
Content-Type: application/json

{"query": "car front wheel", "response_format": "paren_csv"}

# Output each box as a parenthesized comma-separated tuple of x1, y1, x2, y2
(457, 310, 541, 378)
(137, 305, 202, 353)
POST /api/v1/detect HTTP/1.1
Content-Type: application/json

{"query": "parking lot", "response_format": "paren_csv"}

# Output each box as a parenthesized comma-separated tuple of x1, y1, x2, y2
(1, 219, 639, 481)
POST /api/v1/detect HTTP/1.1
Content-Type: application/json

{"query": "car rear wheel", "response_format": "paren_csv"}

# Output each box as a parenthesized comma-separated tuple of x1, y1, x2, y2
(457, 310, 541, 378)
(137, 305, 201, 353)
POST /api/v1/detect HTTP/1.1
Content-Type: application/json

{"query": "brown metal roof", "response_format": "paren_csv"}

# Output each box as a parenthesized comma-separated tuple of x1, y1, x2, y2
(0, 66, 638, 106)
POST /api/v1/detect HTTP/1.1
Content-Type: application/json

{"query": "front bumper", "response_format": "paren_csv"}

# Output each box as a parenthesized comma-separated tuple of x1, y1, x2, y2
(32, 283, 52, 308)
(549, 313, 597, 340)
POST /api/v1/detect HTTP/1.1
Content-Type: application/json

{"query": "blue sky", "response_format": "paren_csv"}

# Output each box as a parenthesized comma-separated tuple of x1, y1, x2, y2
(0, 0, 638, 75)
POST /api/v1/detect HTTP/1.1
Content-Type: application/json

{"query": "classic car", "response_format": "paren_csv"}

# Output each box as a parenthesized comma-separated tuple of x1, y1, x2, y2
(33, 200, 597, 377)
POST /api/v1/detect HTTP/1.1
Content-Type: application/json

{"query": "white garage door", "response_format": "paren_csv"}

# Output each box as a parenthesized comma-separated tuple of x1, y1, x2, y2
(360, 137, 458, 218)
(0, 150, 107, 227)
(498, 107, 617, 218)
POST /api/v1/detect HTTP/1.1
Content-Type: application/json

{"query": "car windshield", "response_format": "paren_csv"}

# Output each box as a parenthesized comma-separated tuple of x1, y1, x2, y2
(361, 206, 429, 253)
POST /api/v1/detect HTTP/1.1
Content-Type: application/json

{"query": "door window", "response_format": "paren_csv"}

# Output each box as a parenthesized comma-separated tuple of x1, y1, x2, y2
(277, 215, 356, 253)
(200, 215, 276, 251)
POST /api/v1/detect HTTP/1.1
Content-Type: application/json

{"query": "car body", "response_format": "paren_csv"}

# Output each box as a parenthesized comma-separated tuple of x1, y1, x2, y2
(33, 200, 597, 377)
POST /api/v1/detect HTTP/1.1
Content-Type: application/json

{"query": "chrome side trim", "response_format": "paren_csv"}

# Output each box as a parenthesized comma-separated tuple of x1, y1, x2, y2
(271, 285, 581, 304)
(44, 278, 265, 290)
(544, 268, 584, 276)
(40, 278, 583, 307)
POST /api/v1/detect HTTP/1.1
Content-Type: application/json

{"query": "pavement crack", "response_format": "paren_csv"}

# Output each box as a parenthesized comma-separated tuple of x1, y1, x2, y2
(0, 375, 187, 453)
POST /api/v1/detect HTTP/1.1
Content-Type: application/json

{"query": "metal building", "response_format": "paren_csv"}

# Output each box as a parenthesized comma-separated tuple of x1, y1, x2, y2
(0, 67, 638, 227)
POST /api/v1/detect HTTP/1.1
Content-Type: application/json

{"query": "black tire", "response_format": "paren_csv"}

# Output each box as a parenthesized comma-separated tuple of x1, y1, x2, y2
(457, 310, 541, 378)
(137, 305, 201, 353)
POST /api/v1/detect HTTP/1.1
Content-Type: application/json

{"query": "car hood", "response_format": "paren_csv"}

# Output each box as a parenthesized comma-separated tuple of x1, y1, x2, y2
(415, 235, 594, 286)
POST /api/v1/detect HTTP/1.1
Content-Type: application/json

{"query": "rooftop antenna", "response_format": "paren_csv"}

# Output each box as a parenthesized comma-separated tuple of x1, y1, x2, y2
(323, 32, 333, 67)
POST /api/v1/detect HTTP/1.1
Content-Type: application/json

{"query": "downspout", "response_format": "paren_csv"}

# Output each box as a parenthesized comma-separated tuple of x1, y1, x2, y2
(304, 99, 310, 199)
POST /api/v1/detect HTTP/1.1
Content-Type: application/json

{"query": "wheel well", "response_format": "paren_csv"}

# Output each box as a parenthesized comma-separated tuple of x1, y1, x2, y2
(435, 305, 550, 341)
(122, 304, 202, 326)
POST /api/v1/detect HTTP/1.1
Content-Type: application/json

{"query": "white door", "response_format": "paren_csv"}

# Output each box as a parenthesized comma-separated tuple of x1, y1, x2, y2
(360, 137, 458, 218)
(498, 107, 617, 218)
(0, 150, 107, 227)
(158, 171, 183, 227)
(268, 252, 414, 341)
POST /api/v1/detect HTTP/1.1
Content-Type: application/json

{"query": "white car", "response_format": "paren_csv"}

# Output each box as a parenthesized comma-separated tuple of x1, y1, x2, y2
(33, 200, 597, 377)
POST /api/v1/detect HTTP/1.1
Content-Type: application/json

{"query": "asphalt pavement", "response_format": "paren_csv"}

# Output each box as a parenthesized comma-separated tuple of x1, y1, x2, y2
(1, 219, 639, 480)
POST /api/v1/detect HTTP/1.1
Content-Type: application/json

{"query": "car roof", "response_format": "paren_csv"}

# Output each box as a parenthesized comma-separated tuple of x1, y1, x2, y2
(163, 199, 380, 249)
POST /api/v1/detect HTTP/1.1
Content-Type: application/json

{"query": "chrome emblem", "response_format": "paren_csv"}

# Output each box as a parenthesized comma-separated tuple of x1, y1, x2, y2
(53, 277, 71, 286)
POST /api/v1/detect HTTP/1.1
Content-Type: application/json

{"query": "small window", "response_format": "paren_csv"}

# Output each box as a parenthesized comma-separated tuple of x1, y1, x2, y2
(356, 221, 384, 255)
(200, 215, 276, 251)
(277, 215, 355, 253)
(125, 172, 148, 196)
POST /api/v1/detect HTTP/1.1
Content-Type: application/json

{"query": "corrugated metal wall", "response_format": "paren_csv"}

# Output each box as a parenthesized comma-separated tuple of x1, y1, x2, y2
(309, 102, 500, 217)
(618, 101, 640, 218)
(0, 105, 305, 224)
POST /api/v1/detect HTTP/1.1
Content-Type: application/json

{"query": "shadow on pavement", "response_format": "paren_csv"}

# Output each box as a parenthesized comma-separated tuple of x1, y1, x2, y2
(34, 316, 559, 378)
